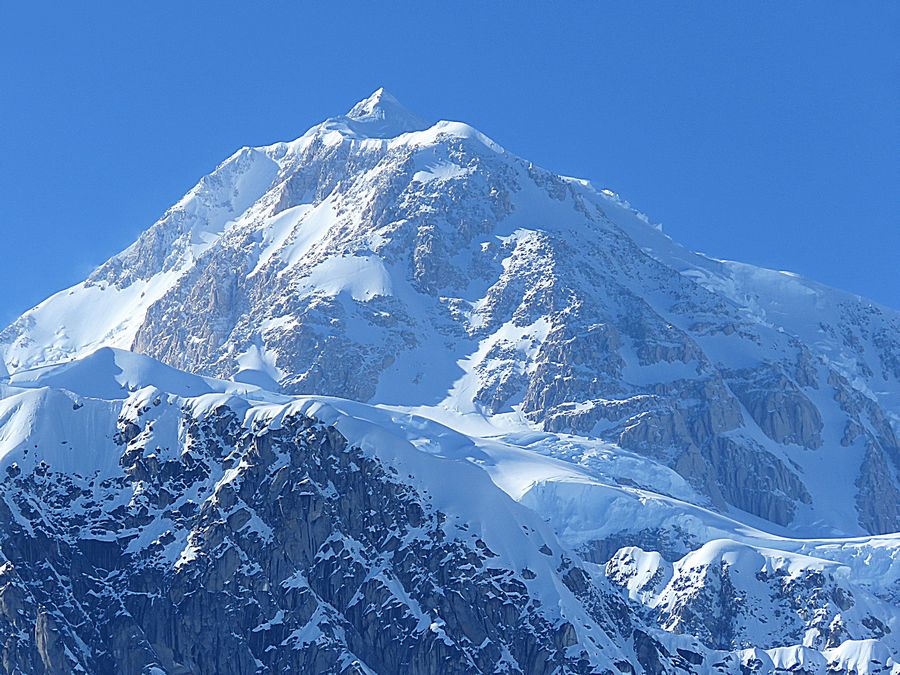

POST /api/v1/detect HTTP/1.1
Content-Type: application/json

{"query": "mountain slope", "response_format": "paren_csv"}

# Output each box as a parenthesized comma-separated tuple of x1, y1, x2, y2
(3, 89, 897, 538)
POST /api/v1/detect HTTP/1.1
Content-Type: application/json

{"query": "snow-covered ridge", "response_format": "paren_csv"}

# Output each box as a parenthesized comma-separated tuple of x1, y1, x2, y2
(0, 348, 897, 672)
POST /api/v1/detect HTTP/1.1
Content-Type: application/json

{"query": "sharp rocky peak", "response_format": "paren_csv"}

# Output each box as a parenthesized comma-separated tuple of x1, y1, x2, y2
(339, 87, 430, 138)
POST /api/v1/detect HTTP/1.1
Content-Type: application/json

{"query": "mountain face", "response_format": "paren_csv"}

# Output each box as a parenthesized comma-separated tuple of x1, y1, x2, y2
(3, 90, 899, 540)
(0, 90, 898, 673)
(0, 361, 645, 674)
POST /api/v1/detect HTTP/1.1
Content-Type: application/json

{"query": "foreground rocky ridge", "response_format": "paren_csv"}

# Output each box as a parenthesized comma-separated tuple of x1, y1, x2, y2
(0, 353, 896, 673)
(0, 388, 636, 673)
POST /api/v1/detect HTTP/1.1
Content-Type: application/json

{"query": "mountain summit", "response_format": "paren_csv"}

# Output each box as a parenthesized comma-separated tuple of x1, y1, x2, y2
(343, 87, 430, 137)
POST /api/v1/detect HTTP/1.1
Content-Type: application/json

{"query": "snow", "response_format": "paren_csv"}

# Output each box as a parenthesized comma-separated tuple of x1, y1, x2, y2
(394, 120, 507, 155)
(188, 148, 280, 252)
(766, 645, 828, 672)
(825, 640, 899, 675)
(0, 387, 122, 478)
(343, 87, 430, 138)
(412, 161, 468, 184)
(298, 255, 392, 301)
(441, 317, 551, 415)
(609, 547, 667, 602)
(248, 203, 313, 276)
(278, 198, 339, 274)
(7, 347, 269, 401)
(233, 344, 284, 391)
(175, 540, 200, 570)
(412, 146, 469, 183)
(1, 267, 181, 372)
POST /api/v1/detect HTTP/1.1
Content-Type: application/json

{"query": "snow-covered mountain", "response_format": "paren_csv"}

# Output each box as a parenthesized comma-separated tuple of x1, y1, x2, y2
(0, 90, 898, 673)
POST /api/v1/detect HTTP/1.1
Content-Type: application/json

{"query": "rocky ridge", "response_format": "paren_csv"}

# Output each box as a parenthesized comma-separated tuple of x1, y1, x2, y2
(0, 354, 896, 673)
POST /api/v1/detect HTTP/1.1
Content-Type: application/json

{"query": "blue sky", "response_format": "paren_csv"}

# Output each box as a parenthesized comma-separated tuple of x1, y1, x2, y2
(1, 2, 897, 325)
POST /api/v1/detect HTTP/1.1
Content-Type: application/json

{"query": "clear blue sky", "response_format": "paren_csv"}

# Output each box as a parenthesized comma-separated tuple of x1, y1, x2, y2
(1, 2, 897, 326)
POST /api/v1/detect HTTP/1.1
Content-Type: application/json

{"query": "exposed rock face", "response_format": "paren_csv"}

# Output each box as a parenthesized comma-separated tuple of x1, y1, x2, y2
(0, 370, 895, 675)
(0, 391, 662, 674)
(725, 366, 823, 450)
(605, 542, 896, 654)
